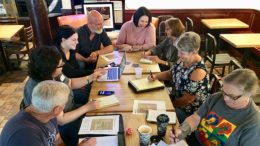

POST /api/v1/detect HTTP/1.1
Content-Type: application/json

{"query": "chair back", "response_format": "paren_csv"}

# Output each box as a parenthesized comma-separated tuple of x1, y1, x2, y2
(157, 15, 174, 43)
(57, 14, 88, 29)
(24, 26, 35, 52)
(0, 17, 18, 24)
(205, 33, 217, 64)
(209, 74, 223, 94)
(186, 17, 193, 32)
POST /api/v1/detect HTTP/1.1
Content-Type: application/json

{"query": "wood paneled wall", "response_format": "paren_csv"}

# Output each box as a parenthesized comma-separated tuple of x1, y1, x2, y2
(124, 9, 260, 34)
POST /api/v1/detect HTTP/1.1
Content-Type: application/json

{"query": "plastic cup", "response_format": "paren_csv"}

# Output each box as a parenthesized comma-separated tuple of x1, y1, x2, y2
(157, 114, 169, 137)
(135, 67, 143, 79)
(137, 125, 152, 146)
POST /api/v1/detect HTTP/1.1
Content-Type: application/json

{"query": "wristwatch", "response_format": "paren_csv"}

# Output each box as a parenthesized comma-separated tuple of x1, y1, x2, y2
(165, 61, 169, 66)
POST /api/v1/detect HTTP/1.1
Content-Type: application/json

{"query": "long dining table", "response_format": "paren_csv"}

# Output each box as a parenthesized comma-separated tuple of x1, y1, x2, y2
(84, 51, 177, 146)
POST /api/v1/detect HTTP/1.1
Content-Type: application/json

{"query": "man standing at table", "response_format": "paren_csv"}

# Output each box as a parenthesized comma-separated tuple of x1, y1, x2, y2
(0, 80, 96, 146)
(76, 10, 113, 70)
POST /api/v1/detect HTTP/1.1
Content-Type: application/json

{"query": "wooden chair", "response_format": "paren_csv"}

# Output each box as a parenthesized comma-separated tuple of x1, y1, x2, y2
(204, 33, 233, 78)
(228, 60, 243, 73)
(209, 73, 223, 94)
(0, 17, 18, 24)
(157, 15, 174, 44)
(4, 26, 35, 65)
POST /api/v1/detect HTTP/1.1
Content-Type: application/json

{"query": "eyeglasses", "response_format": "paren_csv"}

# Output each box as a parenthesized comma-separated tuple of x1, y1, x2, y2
(57, 62, 65, 68)
(220, 88, 243, 100)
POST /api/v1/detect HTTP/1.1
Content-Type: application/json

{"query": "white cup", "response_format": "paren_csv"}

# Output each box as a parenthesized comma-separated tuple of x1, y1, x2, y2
(138, 125, 152, 146)
(135, 67, 143, 79)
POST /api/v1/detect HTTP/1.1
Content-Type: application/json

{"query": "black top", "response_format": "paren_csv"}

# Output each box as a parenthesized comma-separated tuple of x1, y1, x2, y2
(76, 24, 112, 58)
(55, 44, 93, 78)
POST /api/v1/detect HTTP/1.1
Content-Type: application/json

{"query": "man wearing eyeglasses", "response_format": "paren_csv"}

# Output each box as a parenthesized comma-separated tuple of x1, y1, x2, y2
(169, 69, 260, 146)
(76, 10, 113, 70)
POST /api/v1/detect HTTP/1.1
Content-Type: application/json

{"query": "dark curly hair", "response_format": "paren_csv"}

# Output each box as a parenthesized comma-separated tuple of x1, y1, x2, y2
(133, 6, 152, 27)
(51, 25, 77, 47)
(28, 46, 62, 82)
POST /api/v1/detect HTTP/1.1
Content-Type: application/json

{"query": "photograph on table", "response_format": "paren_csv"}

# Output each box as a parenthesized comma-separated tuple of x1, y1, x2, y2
(83, 2, 115, 29)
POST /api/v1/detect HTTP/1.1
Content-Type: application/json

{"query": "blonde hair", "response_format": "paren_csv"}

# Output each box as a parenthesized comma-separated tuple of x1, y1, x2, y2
(32, 80, 70, 112)
(222, 69, 259, 96)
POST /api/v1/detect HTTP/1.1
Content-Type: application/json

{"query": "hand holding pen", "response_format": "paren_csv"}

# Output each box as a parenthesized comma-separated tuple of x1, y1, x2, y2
(169, 126, 182, 144)
(148, 70, 156, 81)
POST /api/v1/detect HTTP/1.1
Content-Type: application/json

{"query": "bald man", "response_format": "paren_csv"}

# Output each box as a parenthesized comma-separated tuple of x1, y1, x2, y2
(76, 10, 113, 70)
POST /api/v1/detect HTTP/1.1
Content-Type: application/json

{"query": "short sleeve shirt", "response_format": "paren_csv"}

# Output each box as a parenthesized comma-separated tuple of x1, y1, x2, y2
(196, 93, 260, 146)
(0, 110, 58, 146)
(76, 24, 112, 58)
(170, 60, 210, 114)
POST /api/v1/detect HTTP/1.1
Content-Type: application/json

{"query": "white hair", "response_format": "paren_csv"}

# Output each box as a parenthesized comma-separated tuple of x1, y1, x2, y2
(31, 80, 70, 113)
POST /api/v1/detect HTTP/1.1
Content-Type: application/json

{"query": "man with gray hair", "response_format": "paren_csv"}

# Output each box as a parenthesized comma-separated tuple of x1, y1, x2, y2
(0, 80, 96, 146)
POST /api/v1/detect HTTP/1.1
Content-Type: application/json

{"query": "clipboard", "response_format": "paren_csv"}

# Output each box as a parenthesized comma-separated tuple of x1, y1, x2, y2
(78, 114, 125, 146)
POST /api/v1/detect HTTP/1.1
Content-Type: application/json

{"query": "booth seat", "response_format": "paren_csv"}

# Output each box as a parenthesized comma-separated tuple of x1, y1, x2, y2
(57, 14, 88, 29)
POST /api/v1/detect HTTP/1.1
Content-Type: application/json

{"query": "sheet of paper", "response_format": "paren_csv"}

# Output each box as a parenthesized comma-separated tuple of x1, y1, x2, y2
(133, 100, 166, 114)
(79, 136, 118, 146)
(96, 95, 120, 109)
(100, 52, 121, 62)
(147, 109, 176, 124)
(78, 115, 119, 135)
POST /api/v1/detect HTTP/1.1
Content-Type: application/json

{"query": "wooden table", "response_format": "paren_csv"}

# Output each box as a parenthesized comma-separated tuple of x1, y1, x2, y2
(220, 33, 260, 67)
(0, 25, 24, 70)
(97, 51, 161, 74)
(201, 18, 249, 29)
(89, 75, 174, 113)
(86, 112, 179, 146)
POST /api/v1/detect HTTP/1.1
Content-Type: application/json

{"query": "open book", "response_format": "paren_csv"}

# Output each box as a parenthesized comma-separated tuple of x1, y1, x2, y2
(95, 95, 120, 109)
(128, 78, 164, 93)
(147, 109, 176, 124)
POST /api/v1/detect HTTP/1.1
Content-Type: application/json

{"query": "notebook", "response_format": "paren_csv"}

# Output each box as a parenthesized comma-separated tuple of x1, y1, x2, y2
(97, 52, 126, 81)
(128, 78, 164, 93)
(146, 109, 176, 124)
(95, 95, 120, 109)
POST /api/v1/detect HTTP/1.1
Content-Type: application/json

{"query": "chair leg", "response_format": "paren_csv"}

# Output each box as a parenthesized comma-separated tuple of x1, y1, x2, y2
(210, 64, 214, 80)
(221, 66, 226, 77)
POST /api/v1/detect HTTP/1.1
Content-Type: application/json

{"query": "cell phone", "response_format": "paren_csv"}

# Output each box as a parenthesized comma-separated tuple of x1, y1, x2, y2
(98, 90, 114, 95)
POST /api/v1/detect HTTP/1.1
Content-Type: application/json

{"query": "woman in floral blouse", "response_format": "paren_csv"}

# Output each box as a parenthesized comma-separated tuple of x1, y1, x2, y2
(148, 32, 210, 123)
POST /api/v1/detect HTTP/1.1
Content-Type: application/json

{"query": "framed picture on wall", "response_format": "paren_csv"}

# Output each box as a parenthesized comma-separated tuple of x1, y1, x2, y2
(83, 2, 115, 30)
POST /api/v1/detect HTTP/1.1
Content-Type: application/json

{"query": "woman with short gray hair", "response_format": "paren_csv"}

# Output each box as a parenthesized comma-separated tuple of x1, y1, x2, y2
(148, 32, 210, 123)
(170, 69, 260, 146)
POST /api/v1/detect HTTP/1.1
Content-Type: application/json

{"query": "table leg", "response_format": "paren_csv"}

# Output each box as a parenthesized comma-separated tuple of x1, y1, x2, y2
(241, 48, 250, 67)
(0, 41, 9, 71)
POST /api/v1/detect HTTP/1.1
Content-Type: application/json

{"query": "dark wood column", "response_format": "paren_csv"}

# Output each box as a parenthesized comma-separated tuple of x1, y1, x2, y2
(26, 0, 52, 46)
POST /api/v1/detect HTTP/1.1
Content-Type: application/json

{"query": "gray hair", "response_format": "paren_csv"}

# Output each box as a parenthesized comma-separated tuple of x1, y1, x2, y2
(31, 80, 70, 113)
(175, 31, 201, 53)
(222, 69, 259, 96)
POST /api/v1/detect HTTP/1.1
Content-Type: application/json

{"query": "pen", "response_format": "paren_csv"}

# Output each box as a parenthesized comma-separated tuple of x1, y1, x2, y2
(150, 70, 153, 78)
(172, 124, 176, 143)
